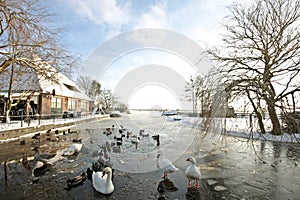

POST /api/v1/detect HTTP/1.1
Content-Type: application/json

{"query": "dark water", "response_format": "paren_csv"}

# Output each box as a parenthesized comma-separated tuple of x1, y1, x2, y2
(0, 115, 299, 200)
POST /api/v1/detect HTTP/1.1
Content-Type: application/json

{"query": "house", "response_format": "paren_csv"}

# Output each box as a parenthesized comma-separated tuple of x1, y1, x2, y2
(0, 64, 90, 119)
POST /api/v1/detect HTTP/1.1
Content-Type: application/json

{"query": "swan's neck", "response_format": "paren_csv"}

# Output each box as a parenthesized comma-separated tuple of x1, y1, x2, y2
(106, 172, 112, 183)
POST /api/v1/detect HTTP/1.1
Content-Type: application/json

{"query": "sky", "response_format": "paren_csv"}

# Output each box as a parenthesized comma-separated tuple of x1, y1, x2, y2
(47, 0, 233, 110)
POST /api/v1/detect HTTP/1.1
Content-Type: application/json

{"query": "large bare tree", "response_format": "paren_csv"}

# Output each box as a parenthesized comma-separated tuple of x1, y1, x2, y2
(208, 0, 300, 135)
(0, 0, 77, 122)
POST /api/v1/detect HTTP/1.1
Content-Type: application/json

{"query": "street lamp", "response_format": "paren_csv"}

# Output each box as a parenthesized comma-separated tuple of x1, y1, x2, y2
(190, 76, 195, 115)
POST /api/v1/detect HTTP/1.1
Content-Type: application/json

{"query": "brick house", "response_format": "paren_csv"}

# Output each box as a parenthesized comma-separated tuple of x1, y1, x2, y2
(0, 65, 90, 119)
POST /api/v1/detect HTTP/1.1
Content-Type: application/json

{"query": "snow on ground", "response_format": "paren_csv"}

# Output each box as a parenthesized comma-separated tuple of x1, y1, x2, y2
(180, 116, 300, 144)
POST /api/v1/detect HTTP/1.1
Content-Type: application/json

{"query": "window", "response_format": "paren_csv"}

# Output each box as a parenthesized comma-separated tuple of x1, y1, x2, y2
(81, 101, 88, 112)
(51, 97, 62, 114)
(68, 99, 76, 111)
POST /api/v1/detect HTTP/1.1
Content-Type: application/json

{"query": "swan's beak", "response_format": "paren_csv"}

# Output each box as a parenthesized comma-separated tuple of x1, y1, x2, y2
(102, 171, 106, 178)
(186, 158, 190, 161)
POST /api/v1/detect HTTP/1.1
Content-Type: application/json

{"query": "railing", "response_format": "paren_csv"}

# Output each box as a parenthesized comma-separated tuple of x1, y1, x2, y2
(0, 112, 103, 129)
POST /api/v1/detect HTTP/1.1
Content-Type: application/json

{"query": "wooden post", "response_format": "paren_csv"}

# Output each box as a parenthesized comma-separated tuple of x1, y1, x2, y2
(4, 160, 7, 183)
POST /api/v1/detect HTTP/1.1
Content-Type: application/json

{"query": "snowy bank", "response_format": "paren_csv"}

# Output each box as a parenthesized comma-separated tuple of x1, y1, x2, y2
(180, 117, 300, 144)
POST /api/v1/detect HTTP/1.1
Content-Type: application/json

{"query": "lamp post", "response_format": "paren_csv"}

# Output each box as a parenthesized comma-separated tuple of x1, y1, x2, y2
(190, 76, 195, 115)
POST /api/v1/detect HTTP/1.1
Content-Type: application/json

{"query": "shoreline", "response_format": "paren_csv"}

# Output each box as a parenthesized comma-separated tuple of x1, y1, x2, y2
(0, 115, 109, 141)
(180, 116, 300, 144)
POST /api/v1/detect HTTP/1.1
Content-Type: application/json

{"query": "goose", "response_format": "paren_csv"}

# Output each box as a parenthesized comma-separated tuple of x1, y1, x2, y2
(92, 167, 114, 194)
(157, 150, 178, 179)
(185, 157, 201, 188)
(63, 143, 83, 156)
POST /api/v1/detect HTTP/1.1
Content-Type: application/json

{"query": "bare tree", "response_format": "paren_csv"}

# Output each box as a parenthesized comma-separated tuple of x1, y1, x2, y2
(90, 80, 101, 98)
(76, 75, 101, 98)
(99, 88, 114, 113)
(0, 0, 77, 122)
(185, 73, 224, 118)
(208, 0, 300, 135)
(77, 75, 93, 97)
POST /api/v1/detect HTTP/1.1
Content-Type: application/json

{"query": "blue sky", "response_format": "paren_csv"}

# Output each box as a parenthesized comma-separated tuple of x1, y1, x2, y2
(48, 0, 231, 56)
(47, 0, 233, 110)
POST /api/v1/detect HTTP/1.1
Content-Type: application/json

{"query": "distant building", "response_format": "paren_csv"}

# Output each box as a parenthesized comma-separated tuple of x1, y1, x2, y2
(0, 64, 90, 119)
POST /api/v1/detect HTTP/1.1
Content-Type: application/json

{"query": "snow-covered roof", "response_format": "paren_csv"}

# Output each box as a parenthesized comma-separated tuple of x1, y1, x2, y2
(0, 63, 91, 101)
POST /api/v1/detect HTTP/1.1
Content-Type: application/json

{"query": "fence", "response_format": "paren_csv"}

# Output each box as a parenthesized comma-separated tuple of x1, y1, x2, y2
(0, 112, 104, 129)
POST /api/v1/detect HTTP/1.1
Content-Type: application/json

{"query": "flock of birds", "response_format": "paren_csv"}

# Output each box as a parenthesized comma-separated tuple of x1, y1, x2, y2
(102, 125, 161, 149)
(26, 124, 201, 197)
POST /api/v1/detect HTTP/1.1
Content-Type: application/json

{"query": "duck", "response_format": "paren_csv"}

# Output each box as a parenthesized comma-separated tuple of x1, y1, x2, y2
(152, 134, 160, 146)
(157, 150, 178, 180)
(92, 160, 114, 180)
(68, 128, 78, 134)
(92, 167, 114, 194)
(72, 138, 82, 143)
(31, 161, 53, 177)
(131, 135, 140, 144)
(158, 179, 178, 191)
(126, 130, 132, 138)
(32, 146, 62, 177)
(140, 129, 149, 137)
(33, 146, 56, 163)
(152, 134, 160, 141)
(32, 133, 41, 139)
(63, 143, 83, 156)
(157, 181, 165, 193)
(19, 139, 26, 145)
(65, 171, 87, 190)
(185, 157, 201, 188)
(87, 167, 93, 180)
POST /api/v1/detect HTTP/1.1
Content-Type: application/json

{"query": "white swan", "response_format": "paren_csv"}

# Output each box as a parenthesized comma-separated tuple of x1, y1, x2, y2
(63, 143, 83, 156)
(185, 157, 201, 188)
(92, 167, 114, 194)
(157, 150, 178, 179)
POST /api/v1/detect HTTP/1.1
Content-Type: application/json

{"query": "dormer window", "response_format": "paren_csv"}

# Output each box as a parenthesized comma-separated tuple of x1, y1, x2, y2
(63, 83, 80, 92)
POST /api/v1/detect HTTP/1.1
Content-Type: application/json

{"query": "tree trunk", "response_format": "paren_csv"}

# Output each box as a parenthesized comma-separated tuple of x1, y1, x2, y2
(246, 90, 266, 134)
(5, 110, 10, 124)
(267, 102, 281, 135)
(255, 112, 265, 134)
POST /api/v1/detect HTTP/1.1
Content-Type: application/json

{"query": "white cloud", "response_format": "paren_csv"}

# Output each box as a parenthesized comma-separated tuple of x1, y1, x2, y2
(134, 2, 169, 29)
(63, 0, 130, 27)
(164, 0, 230, 47)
